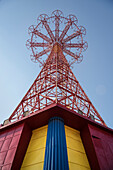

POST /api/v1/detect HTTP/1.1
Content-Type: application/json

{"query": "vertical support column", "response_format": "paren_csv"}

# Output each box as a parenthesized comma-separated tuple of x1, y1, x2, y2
(44, 117, 69, 170)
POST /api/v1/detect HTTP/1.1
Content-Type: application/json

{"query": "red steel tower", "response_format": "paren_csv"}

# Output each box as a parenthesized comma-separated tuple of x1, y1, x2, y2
(9, 10, 105, 125)
(0, 10, 113, 170)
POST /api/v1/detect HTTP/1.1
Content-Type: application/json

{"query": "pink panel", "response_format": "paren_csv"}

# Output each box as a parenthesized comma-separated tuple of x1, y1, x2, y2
(1, 138, 12, 152)
(0, 141, 3, 151)
(2, 164, 11, 170)
(0, 152, 7, 165)
(14, 125, 23, 136)
(4, 148, 16, 164)
(0, 133, 7, 142)
(9, 135, 20, 149)
(0, 123, 31, 169)
(6, 129, 15, 139)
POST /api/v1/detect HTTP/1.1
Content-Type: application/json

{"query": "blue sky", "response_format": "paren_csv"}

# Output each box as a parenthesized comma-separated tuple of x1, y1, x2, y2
(0, 0, 113, 128)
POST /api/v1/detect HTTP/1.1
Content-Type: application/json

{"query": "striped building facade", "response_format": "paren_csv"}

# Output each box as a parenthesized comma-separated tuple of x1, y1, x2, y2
(0, 105, 113, 169)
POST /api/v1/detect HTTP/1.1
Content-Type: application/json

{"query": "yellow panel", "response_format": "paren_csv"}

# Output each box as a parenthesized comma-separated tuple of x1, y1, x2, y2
(21, 125, 47, 170)
(65, 125, 91, 169)
(66, 136, 85, 153)
(65, 126, 80, 134)
(27, 136, 46, 153)
(22, 148, 45, 167)
(69, 163, 90, 170)
(31, 125, 48, 140)
(65, 126, 82, 142)
(68, 148, 90, 168)
(21, 162, 43, 170)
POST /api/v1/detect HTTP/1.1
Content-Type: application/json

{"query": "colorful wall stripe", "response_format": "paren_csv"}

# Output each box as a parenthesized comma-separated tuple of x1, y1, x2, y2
(65, 125, 91, 170)
(21, 120, 91, 170)
(21, 125, 47, 170)
(44, 117, 69, 170)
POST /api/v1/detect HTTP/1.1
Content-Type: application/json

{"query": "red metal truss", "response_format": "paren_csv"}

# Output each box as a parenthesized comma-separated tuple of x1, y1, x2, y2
(8, 10, 106, 126)
(9, 43, 105, 126)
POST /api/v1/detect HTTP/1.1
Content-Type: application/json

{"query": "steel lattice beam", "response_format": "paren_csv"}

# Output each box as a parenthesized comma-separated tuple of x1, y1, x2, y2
(8, 10, 106, 127)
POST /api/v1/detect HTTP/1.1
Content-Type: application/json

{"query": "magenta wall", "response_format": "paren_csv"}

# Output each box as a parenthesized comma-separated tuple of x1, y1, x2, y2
(0, 123, 31, 170)
(81, 124, 113, 170)
(89, 124, 113, 170)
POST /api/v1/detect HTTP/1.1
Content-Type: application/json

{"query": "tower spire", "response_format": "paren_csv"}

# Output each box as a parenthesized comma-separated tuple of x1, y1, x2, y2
(8, 10, 106, 126)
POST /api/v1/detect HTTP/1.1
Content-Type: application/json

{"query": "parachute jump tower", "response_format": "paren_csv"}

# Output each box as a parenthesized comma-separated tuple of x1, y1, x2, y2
(0, 10, 113, 170)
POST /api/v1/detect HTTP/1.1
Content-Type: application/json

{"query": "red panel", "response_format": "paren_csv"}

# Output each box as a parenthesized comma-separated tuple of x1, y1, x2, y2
(2, 164, 11, 170)
(14, 125, 23, 136)
(9, 135, 20, 149)
(92, 137, 109, 169)
(0, 151, 7, 165)
(81, 125, 100, 170)
(0, 123, 25, 169)
(101, 141, 113, 158)
(11, 123, 32, 170)
(101, 141, 113, 168)
(0, 141, 3, 151)
(97, 155, 109, 170)
(1, 138, 12, 152)
(109, 143, 113, 155)
(4, 148, 16, 164)
(89, 124, 113, 170)
(0, 133, 7, 142)
(92, 137, 105, 156)
(6, 129, 15, 139)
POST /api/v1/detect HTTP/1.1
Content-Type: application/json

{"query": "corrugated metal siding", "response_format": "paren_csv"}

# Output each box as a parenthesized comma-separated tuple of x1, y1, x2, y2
(44, 117, 69, 170)
(65, 126, 91, 170)
(21, 125, 47, 170)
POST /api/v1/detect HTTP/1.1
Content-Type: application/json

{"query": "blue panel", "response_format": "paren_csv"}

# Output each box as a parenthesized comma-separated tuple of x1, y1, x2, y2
(44, 117, 69, 170)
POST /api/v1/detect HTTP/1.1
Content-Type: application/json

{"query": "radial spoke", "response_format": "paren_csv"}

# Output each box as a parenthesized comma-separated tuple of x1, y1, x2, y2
(31, 55, 43, 65)
(63, 48, 79, 60)
(55, 17, 59, 41)
(33, 30, 51, 42)
(35, 48, 51, 59)
(62, 31, 81, 43)
(31, 42, 49, 48)
(64, 43, 83, 48)
(42, 20, 55, 42)
(59, 21, 72, 42)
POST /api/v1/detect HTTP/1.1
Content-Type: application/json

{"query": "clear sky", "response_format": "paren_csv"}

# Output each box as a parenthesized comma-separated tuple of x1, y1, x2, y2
(0, 0, 113, 128)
